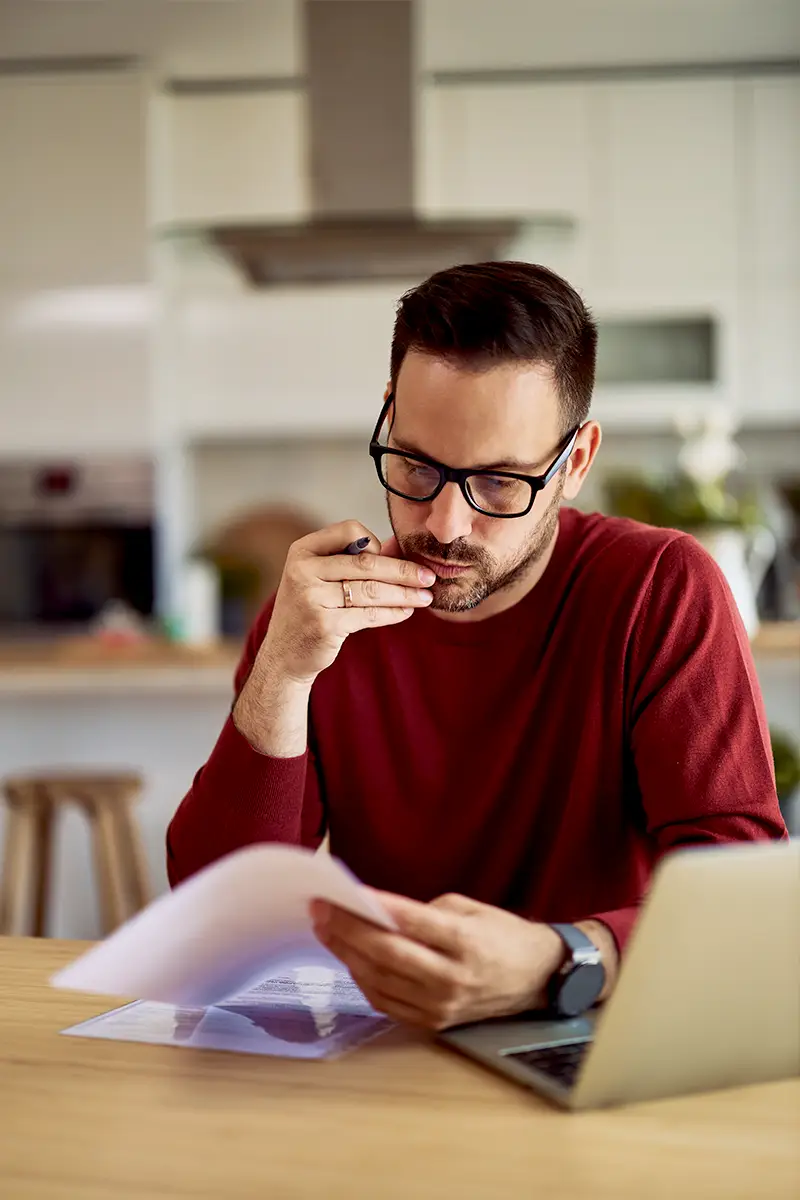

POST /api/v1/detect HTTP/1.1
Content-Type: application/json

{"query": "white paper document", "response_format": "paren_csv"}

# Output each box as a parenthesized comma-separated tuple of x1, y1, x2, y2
(63, 962, 394, 1061)
(52, 844, 395, 1008)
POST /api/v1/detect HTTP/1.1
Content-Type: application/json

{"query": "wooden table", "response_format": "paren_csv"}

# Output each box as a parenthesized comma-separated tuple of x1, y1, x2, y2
(1, 940, 798, 1200)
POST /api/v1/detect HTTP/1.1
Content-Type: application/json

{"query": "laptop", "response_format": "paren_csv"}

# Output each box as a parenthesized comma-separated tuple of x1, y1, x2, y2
(440, 839, 799, 1109)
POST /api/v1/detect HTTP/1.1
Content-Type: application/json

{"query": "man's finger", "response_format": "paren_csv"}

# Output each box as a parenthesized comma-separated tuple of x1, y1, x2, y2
(360, 891, 465, 956)
(357, 982, 435, 1029)
(315, 552, 432, 587)
(322, 934, 444, 1010)
(365, 988, 442, 1030)
(319, 579, 432, 611)
(296, 521, 380, 557)
(314, 902, 456, 982)
(430, 893, 483, 916)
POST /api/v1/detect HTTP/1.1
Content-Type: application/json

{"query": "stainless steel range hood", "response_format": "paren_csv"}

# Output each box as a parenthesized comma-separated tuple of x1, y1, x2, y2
(210, 0, 525, 285)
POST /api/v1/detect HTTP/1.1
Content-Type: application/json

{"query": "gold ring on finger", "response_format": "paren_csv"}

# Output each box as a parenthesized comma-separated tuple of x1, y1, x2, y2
(342, 580, 354, 608)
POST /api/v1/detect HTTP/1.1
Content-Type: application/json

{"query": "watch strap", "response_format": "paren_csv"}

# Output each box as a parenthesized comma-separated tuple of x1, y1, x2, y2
(549, 923, 601, 964)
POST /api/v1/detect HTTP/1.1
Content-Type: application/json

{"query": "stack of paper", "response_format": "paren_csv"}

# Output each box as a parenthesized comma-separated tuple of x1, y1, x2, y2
(55, 845, 397, 1060)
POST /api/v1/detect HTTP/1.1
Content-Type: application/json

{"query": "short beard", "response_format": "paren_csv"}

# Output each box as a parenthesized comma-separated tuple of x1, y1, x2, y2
(389, 474, 565, 613)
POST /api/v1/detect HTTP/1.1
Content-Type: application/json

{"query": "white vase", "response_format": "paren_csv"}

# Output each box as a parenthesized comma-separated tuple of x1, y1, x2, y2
(693, 526, 775, 639)
(179, 559, 220, 646)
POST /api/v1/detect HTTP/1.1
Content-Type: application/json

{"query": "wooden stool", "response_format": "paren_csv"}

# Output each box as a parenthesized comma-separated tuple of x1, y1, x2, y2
(0, 773, 151, 937)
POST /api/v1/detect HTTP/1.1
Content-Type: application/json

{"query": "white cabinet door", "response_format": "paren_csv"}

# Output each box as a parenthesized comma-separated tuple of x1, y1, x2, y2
(598, 79, 738, 296)
(0, 72, 148, 286)
(0, 72, 151, 453)
(419, 82, 591, 218)
(748, 77, 800, 283)
(738, 78, 800, 420)
(158, 91, 309, 226)
(745, 283, 800, 421)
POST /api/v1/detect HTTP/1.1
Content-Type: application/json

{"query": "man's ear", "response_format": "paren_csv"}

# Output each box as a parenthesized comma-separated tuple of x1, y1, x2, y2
(562, 421, 602, 502)
(383, 382, 392, 401)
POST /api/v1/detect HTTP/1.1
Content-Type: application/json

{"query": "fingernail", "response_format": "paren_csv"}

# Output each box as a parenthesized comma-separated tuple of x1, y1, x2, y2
(420, 590, 433, 604)
(356, 536, 370, 549)
(419, 568, 436, 585)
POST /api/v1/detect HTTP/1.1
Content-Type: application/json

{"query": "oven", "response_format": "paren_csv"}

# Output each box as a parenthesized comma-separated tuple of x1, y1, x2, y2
(0, 459, 155, 636)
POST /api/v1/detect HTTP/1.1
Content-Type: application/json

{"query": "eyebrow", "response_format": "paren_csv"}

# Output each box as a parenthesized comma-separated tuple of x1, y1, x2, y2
(390, 435, 546, 475)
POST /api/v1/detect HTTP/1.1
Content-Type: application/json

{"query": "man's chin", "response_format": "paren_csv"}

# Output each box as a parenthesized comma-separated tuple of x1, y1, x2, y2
(429, 576, 486, 613)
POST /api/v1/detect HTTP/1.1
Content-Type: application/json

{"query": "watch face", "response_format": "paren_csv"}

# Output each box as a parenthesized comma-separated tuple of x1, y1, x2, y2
(557, 962, 605, 1018)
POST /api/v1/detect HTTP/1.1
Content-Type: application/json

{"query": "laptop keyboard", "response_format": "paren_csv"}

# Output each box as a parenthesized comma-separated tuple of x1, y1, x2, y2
(505, 1041, 590, 1089)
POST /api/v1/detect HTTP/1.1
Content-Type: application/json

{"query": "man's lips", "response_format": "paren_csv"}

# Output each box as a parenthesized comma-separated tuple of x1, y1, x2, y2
(417, 554, 473, 579)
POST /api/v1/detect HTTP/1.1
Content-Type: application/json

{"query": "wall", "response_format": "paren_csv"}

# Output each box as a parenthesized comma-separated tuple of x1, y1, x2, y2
(191, 437, 389, 547)
(189, 426, 800, 552)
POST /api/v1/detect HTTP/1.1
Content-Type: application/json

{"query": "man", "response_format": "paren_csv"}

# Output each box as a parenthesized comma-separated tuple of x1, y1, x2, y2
(167, 261, 784, 1030)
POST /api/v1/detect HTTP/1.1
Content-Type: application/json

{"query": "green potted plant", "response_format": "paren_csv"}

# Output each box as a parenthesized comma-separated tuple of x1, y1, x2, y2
(771, 728, 800, 831)
(605, 407, 775, 637)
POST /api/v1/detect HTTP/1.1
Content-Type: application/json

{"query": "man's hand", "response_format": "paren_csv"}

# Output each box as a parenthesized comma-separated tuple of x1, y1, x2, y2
(261, 521, 434, 686)
(233, 522, 433, 756)
(311, 891, 590, 1030)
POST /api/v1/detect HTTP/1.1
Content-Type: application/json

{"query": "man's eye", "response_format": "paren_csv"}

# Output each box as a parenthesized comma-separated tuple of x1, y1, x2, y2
(480, 475, 516, 492)
(403, 460, 438, 481)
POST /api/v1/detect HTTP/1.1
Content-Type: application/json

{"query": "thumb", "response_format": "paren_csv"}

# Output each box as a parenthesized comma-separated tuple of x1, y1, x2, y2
(380, 534, 402, 558)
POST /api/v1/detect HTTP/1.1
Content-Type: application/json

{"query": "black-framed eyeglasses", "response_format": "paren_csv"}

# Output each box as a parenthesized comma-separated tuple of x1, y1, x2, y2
(369, 393, 580, 519)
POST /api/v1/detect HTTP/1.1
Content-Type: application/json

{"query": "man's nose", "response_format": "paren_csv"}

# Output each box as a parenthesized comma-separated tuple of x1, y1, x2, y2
(425, 482, 474, 545)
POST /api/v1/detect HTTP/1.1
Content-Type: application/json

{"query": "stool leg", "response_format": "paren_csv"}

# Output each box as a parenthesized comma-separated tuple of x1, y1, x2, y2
(31, 794, 54, 937)
(0, 803, 38, 936)
(114, 801, 151, 914)
(90, 803, 130, 934)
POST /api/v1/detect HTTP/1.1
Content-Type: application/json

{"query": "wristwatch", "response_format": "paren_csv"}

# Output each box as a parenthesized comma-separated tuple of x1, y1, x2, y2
(547, 923, 605, 1017)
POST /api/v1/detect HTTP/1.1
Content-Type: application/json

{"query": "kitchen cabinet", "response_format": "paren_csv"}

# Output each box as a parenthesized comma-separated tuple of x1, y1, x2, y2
(744, 283, 800, 420)
(417, 80, 596, 290)
(737, 78, 800, 420)
(419, 75, 741, 305)
(596, 79, 738, 297)
(157, 91, 309, 227)
(418, 82, 592, 219)
(0, 71, 148, 286)
(0, 70, 152, 454)
(745, 77, 800, 284)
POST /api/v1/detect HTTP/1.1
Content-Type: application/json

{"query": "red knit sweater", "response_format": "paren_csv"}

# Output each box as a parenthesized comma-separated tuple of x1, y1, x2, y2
(167, 508, 785, 952)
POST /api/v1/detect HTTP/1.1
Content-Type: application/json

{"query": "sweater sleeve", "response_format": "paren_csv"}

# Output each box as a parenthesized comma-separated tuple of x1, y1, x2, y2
(166, 597, 325, 887)
(586, 533, 786, 954)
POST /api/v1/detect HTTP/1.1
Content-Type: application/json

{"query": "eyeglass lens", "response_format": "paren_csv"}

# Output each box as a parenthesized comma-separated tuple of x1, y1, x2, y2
(379, 452, 533, 516)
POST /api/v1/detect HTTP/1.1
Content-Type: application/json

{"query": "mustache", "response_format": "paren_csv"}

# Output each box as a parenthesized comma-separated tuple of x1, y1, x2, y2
(399, 533, 490, 567)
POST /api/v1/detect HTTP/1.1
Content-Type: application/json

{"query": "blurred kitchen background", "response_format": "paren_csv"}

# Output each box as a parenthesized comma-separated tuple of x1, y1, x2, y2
(0, 0, 798, 938)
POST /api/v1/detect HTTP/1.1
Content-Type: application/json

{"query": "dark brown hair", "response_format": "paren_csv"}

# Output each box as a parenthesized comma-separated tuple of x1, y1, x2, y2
(390, 261, 597, 433)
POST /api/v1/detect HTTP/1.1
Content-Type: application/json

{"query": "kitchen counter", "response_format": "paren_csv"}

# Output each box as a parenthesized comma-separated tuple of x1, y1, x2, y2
(751, 621, 800, 657)
(0, 638, 241, 695)
(0, 620, 796, 685)
(0, 622, 794, 704)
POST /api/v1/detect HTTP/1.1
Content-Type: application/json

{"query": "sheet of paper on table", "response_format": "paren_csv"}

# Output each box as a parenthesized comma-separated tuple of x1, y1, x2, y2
(63, 959, 394, 1061)
(51, 843, 396, 1007)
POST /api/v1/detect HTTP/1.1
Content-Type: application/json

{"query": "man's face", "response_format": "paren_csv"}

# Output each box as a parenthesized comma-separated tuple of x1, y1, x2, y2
(386, 351, 571, 614)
